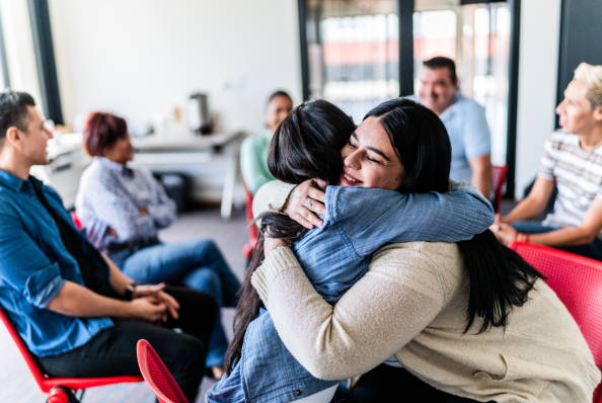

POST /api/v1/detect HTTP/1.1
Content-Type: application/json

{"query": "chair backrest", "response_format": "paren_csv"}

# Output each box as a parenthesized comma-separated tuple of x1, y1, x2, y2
(1, 304, 142, 395)
(242, 180, 258, 242)
(0, 306, 49, 391)
(491, 164, 508, 213)
(70, 210, 83, 230)
(137, 339, 189, 403)
(509, 242, 602, 401)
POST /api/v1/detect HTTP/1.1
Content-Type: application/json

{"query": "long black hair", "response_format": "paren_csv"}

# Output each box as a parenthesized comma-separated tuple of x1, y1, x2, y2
(225, 100, 355, 372)
(364, 98, 544, 333)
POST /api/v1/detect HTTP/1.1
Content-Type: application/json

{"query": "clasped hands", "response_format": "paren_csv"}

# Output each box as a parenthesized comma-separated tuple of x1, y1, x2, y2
(130, 282, 180, 323)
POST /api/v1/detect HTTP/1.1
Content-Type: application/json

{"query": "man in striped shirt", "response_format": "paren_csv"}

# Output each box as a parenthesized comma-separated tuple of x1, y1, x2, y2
(491, 62, 602, 261)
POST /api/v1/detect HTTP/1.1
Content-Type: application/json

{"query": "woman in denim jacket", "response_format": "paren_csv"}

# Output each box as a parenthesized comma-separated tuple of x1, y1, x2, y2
(207, 99, 498, 403)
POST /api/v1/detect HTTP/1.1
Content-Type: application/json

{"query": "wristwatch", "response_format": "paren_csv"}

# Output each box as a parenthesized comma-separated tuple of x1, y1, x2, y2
(124, 282, 139, 300)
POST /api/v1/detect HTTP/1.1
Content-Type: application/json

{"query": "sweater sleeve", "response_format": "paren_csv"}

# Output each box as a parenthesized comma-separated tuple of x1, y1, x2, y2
(251, 243, 459, 380)
(252, 180, 296, 218)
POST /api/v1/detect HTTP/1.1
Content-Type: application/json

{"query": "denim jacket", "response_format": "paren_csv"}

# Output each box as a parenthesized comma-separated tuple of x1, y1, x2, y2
(207, 183, 494, 403)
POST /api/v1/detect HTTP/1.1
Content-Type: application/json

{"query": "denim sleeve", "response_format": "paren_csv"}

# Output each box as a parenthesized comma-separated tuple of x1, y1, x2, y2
(328, 183, 494, 256)
(0, 204, 66, 308)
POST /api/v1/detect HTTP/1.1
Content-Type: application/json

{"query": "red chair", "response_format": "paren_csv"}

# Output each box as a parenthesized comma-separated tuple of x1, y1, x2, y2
(241, 180, 258, 260)
(509, 241, 602, 402)
(70, 210, 83, 231)
(137, 339, 189, 403)
(0, 306, 142, 403)
(491, 164, 508, 213)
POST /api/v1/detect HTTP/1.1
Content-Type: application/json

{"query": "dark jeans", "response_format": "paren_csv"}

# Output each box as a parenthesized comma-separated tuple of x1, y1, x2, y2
(38, 286, 218, 402)
(335, 364, 493, 403)
(110, 238, 241, 367)
(512, 220, 602, 261)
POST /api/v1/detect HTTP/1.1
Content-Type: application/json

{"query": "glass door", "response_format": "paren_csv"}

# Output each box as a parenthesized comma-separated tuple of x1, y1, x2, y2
(413, 0, 511, 165)
(303, 0, 400, 123)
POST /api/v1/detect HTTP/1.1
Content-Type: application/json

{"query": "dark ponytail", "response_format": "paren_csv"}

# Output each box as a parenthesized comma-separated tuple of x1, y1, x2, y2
(224, 100, 355, 372)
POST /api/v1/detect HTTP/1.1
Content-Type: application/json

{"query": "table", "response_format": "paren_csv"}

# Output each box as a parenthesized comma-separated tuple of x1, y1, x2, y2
(131, 131, 244, 220)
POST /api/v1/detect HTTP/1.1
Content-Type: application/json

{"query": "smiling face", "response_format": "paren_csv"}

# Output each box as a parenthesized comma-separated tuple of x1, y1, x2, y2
(556, 80, 602, 135)
(339, 116, 405, 190)
(265, 95, 294, 132)
(418, 66, 457, 115)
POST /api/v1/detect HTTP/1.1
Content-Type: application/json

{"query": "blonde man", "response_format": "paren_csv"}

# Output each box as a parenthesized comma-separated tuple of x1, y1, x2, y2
(491, 62, 602, 260)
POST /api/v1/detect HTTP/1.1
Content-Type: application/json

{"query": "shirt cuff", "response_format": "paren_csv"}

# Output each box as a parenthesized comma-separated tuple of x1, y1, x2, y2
(251, 246, 299, 302)
(23, 262, 66, 308)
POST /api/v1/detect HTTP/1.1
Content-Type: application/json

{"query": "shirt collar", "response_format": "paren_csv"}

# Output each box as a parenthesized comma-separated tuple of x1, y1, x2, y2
(0, 169, 28, 191)
(440, 94, 461, 120)
(95, 156, 128, 171)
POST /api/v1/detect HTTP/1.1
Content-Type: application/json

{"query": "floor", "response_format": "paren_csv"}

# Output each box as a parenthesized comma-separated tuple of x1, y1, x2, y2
(0, 205, 248, 403)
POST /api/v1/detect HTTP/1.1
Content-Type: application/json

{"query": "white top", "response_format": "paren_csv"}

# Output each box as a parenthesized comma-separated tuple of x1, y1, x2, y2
(539, 131, 602, 234)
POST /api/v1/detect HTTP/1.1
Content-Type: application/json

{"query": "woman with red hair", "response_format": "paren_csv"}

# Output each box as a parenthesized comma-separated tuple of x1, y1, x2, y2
(75, 112, 240, 379)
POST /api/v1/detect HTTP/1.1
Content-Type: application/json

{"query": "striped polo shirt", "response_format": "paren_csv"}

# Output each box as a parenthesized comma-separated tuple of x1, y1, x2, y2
(539, 131, 602, 235)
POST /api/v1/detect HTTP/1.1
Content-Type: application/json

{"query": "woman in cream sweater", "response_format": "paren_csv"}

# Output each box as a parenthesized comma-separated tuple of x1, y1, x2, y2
(251, 98, 600, 402)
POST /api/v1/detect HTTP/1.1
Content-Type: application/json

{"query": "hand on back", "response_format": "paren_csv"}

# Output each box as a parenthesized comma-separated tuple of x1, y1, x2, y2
(285, 178, 327, 229)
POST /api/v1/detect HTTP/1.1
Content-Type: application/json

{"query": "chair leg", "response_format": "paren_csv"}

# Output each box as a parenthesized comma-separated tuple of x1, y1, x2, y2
(47, 386, 80, 403)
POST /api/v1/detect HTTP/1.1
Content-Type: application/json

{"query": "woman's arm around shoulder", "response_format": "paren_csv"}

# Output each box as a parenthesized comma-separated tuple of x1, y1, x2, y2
(251, 242, 462, 380)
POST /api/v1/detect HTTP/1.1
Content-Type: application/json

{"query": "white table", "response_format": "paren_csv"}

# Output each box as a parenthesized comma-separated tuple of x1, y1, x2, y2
(131, 131, 244, 220)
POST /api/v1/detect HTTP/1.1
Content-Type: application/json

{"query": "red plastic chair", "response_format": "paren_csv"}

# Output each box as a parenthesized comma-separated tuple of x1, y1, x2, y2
(241, 180, 258, 260)
(491, 164, 508, 213)
(0, 306, 142, 403)
(70, 210, 83, 231)
(509, 241, 602, 402)
(137, 339, 189, 403)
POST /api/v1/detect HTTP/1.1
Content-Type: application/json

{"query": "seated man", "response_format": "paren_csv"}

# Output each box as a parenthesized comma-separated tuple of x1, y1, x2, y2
(0, 91, 217, 402)
(240, 90, 293, 194)
(491, 63, 602, 261)
(413, 56, 492, 197)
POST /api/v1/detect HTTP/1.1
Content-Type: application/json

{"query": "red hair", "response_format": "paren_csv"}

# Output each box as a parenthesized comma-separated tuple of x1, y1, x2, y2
(83, 112, 128, 156)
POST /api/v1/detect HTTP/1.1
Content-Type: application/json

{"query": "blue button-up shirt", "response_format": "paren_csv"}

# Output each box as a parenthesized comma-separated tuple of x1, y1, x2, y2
(0, 170, 113, 357)
(75, 157, 176, 249)
(208, 183, 494, 403)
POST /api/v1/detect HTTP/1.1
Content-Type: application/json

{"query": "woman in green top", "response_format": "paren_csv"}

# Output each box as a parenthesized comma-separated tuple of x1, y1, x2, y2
(240, 90, 293, 193)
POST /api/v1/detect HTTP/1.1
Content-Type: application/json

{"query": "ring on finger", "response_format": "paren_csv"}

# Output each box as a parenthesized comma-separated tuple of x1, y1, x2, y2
(304, 197, 313, 208)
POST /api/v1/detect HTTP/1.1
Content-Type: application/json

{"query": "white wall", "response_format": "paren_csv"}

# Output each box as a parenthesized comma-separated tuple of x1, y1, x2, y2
(48, 0, 302, 135)
(514, 0, 562, 198)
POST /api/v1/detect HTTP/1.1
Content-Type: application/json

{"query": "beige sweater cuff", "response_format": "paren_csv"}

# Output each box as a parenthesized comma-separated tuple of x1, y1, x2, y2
(252, 181, 296, 218)
(251, 246, 299, 301)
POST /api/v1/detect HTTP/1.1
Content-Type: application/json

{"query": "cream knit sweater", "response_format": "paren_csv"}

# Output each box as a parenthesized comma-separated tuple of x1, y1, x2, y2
(251, 181, 601, 402)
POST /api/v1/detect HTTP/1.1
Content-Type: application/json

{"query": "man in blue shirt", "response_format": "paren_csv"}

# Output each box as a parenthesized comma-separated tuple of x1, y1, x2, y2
(0, 90, 217, 402)
(414, 56, 492, 198)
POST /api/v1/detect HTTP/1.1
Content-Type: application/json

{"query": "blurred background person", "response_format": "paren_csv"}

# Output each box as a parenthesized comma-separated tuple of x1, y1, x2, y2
(240, 90, 293, 194)
(75, 112, 241, 379)
(413, 56, 492, 198)
(491, 63, 602, 261)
